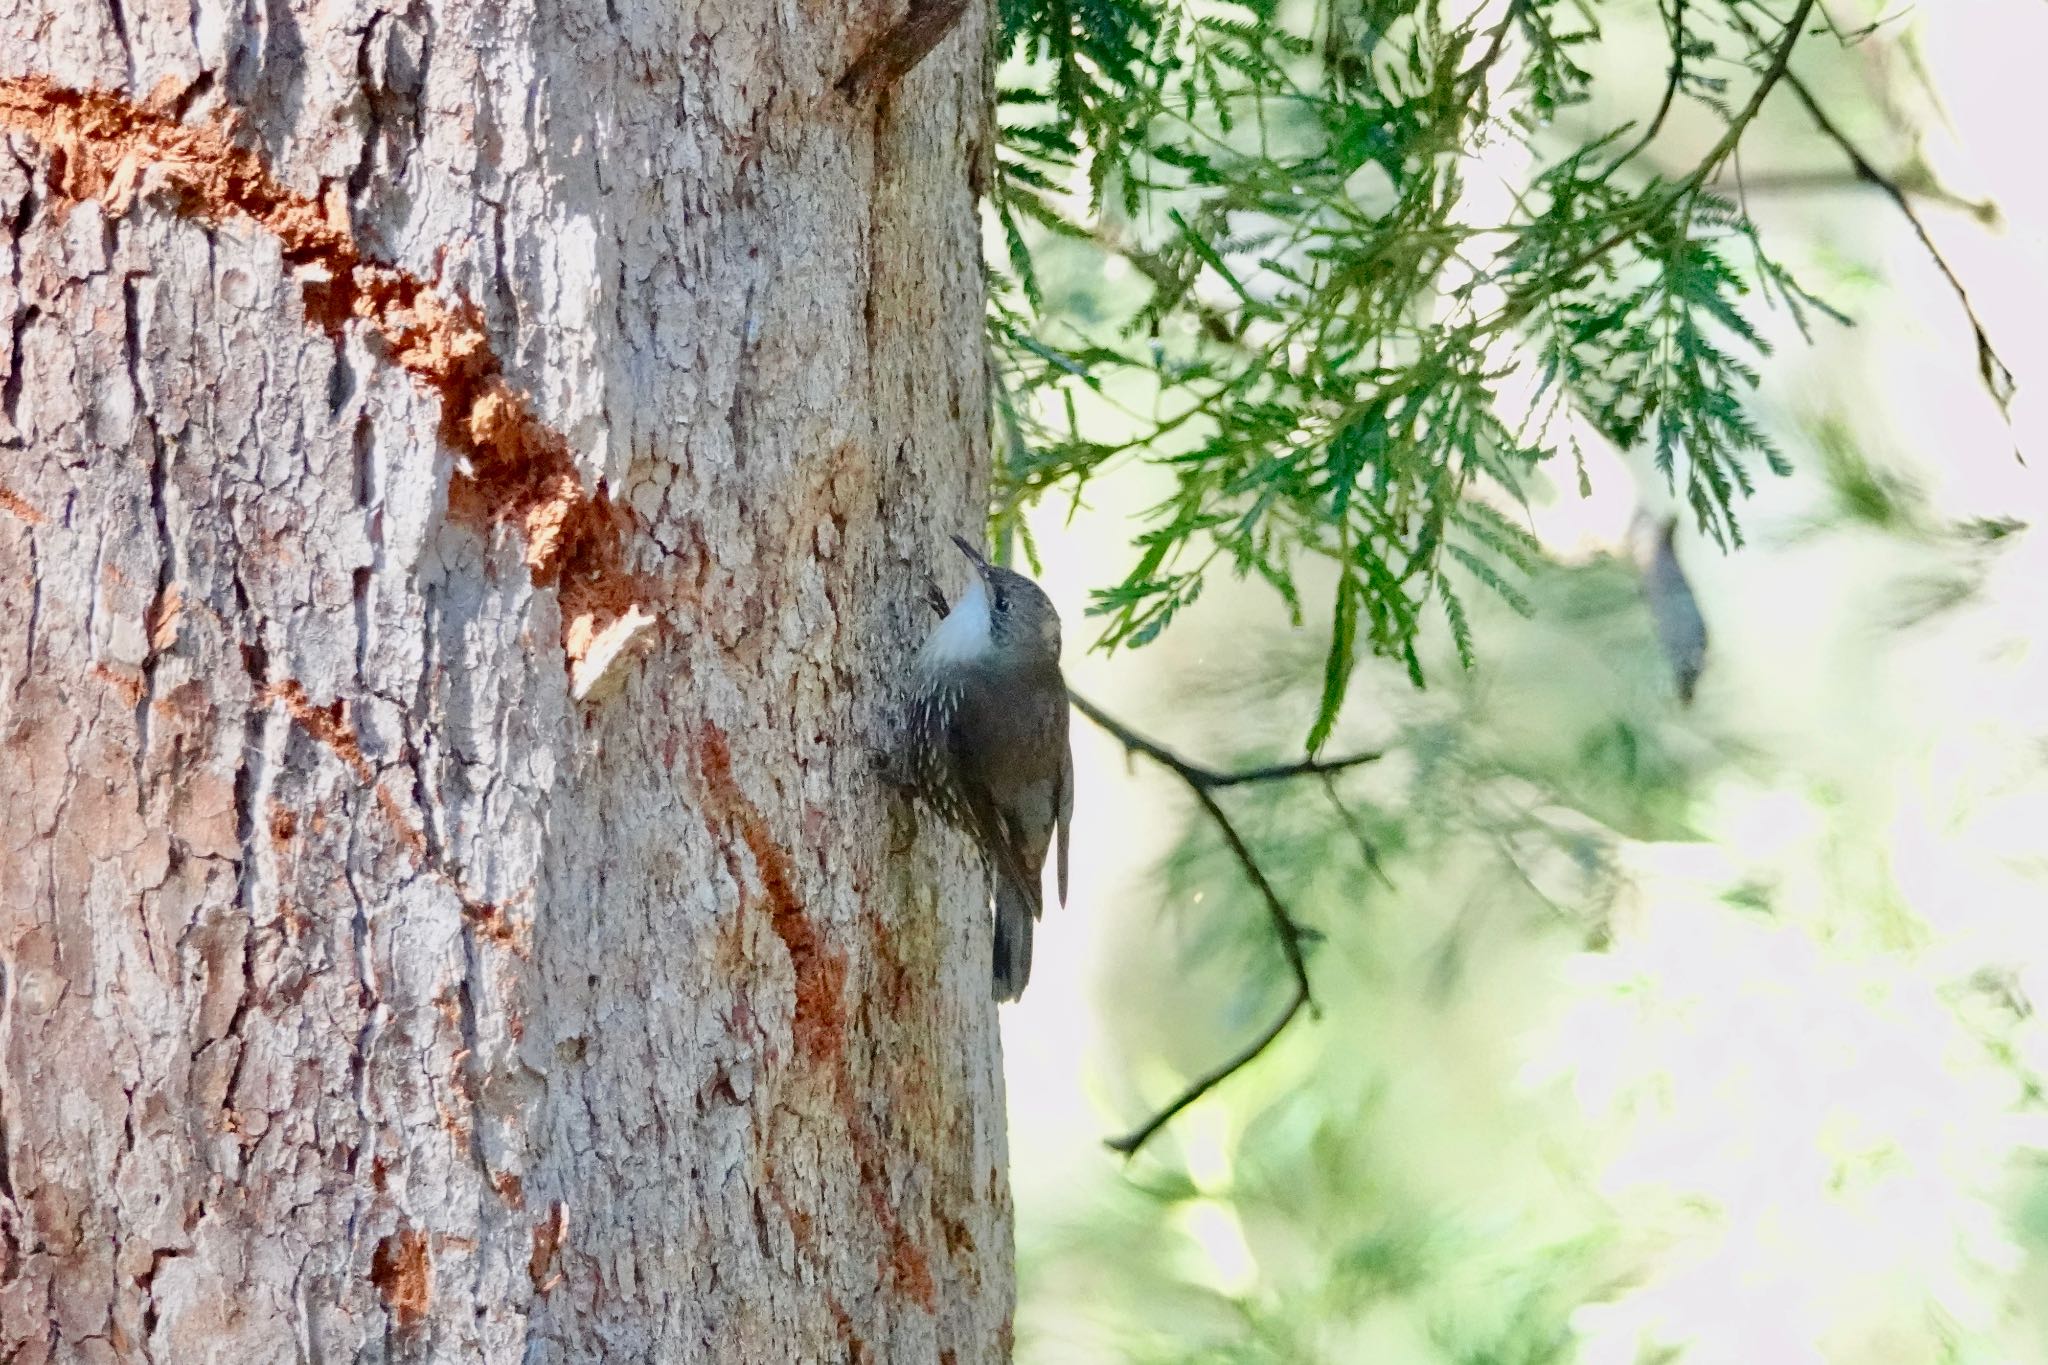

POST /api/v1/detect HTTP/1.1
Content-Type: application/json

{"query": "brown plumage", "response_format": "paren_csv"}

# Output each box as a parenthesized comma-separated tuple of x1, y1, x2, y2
(906, 536, 1073, 1001)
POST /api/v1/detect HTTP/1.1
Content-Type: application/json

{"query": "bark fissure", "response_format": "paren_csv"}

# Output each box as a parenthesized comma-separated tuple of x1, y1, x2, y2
(341, 821, 385, 1270)
(20, 525, 40, 672)
(326, 333, 356, 418)
(133, 276, 169, 809)
(347, 23, 383, 206)
(1, 298, 31, 442)
(134, 1242, 186, 1350)
(221, 704, 267, 1133)
(105, 0, 134, 85)
(84, 526, 107, 655)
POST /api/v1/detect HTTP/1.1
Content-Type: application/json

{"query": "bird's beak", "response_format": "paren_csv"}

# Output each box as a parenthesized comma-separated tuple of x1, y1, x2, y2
(950, 534, 992, 576)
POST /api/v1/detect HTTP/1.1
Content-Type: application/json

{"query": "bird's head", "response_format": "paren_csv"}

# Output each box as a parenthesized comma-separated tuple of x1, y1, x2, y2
(922, 535, 1062, 673)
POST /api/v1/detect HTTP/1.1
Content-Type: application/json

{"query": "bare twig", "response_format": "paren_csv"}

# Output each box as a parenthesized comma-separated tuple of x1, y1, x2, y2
(1700, 166, 1990, 216)
(1069, 691, 1387, 1155)
(1104, 983, 1312, 1156)
(1606, 0, 1689, 175)
(1069, 690, 1384, 791)
(1205, 750, 1388, 786)
(1459, 0, 1528, 102)
(1694, 0, 1818, 178)
(1318, 771, 1395, 889)
(1726, 9, 2014, 420)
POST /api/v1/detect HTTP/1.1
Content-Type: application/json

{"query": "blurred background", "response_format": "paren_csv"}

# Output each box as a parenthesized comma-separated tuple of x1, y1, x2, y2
(992, 1, 2048, 1360)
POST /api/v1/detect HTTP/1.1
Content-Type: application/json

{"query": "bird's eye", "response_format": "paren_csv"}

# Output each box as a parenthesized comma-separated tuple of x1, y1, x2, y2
(994, 593, 1010, 614)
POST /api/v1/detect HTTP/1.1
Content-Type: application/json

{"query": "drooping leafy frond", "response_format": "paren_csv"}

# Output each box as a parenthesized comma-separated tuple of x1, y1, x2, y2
(990, 0, 1834, 748)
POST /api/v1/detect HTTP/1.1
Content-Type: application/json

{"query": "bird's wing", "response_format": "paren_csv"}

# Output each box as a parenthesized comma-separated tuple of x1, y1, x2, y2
(948, 713, 1040, 911)
(1054, 720, 1073, 907)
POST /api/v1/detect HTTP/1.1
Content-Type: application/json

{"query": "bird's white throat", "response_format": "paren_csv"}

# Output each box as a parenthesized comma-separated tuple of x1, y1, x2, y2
(919, 573, 994, 670)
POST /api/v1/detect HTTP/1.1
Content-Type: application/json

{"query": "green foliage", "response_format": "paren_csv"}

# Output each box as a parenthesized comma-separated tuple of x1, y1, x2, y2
(995, 11, 2048, 1363)
(1025, 517, 2048, 1363)
(989, 0, 1836, 748)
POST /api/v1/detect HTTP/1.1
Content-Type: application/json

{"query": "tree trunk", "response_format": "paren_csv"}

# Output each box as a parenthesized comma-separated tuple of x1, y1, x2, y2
(0, 1, 1009, 1359)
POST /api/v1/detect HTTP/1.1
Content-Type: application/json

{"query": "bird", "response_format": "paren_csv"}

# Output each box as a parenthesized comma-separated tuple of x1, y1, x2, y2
(903, 535, 1073, 1002)
(1630, 512, 1708, 705)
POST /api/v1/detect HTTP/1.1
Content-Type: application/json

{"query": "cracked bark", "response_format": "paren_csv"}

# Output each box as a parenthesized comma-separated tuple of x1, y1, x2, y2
(0, 0, 1007, 1361)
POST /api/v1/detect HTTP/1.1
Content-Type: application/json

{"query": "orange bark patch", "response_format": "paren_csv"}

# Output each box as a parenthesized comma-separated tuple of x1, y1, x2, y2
(263, 680, 373, 781)
(889, 1227, 938, 1313)
(462, 896, 529, 953)
(90, 661, 145, 706)
(369, 1225, 431, 1329)
(828, 1294, 867, 1362)
(694, 721, 848, 1067)
(0, 74, 642, 665)
(373, 783, 430, 860)
(528, 1202, 568, 1294)
(436, 1097, 472, 1147)
(260, 680, 511, 934)
(0, 484, 46, 523)
(146, 584, 184, 650)
(694, 721, 938, 1313)
(261, 679, 435, 863)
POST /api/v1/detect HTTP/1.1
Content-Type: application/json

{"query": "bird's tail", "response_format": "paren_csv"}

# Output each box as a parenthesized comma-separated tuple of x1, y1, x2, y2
(992, 876, 1038, 1003)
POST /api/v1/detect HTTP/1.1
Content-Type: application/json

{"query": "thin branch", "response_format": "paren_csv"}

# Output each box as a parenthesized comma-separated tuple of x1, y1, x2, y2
(1694, 0, 1818, 178)
(1318, 771, 1395, 889)
(1459, 0, 1527, 102)
(1606, 0, 1689, 175)
(1184, 777, 1316, 997)
(1069, 689, 1384, 790)
(1070, 691, 1368, 1154)
(1725, 14, 2015, 419)
(1104, 985, 1311, 1156)
(1070, 692, 1320, 988)
(1699, 166, 1991, 216)
(1204, 749, 1390, 787)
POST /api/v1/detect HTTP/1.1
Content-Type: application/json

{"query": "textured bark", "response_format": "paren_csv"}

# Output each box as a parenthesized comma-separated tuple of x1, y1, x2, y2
(0, 0, 1008, 1360)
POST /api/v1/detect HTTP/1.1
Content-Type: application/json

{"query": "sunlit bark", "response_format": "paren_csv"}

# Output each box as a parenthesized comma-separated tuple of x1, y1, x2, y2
(0, 1, 1009, 1358)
